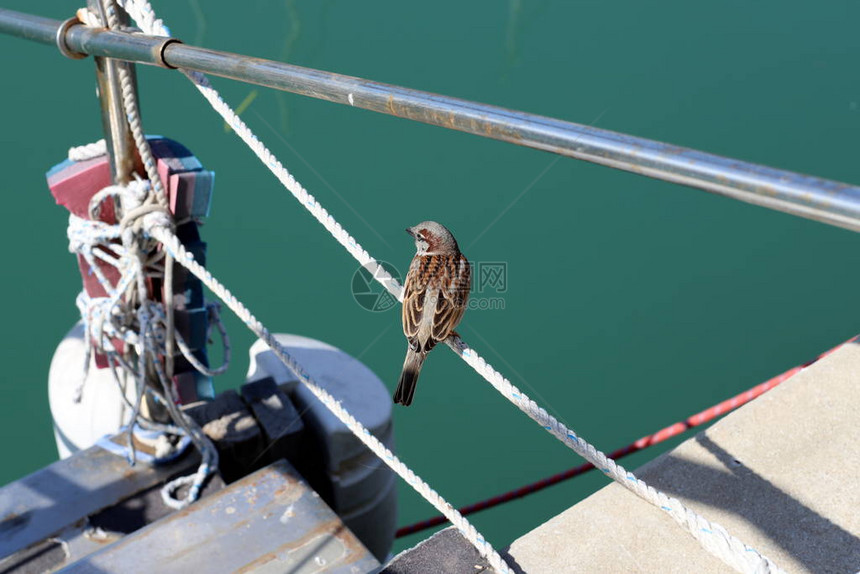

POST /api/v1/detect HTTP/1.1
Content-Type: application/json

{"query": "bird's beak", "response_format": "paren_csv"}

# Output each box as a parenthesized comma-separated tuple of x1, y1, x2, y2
(405, 227, 415, 237)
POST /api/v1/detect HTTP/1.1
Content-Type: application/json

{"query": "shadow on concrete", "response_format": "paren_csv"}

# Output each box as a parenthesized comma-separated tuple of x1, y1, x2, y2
(639, 432, 860, 572)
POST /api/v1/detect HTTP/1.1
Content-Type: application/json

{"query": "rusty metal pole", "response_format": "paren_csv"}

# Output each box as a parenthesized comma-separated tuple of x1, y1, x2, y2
(87, 0, 142, 184)
(87, 0, 168, 423)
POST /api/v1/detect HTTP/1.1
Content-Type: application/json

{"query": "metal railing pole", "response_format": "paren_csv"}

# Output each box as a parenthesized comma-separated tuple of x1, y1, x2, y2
(1, 7, 859, 232)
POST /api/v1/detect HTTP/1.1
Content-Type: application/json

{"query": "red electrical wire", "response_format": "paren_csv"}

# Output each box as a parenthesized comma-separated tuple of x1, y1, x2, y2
(395, 339, 848, 538)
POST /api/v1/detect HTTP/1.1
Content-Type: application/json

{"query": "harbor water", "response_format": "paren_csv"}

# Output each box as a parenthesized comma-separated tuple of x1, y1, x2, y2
(0, 0, 858, 554)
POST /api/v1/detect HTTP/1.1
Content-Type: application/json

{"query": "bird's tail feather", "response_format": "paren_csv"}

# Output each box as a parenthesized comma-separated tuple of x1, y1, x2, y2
(394, 350, 425, 406)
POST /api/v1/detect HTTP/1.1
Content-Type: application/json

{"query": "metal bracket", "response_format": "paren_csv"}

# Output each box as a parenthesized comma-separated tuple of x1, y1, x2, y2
(55, 16, 87, 59)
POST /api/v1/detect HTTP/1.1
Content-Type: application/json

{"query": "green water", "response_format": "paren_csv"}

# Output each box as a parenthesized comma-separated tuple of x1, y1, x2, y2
(1, 0, 858, 555)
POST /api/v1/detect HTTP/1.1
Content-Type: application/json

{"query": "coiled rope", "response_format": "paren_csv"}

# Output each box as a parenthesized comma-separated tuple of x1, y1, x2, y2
(67, 162, 222, 509)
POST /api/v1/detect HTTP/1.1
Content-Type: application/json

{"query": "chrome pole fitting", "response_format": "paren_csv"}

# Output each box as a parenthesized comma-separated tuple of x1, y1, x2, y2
(155, 37, 182, 69)
(56, 17, 88, 59)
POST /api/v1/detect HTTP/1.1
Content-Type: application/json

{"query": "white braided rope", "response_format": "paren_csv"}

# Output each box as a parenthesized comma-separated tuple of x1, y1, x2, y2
(68, 139, 107, 161)
(116, 2, 786, 571)
(148, 224, 511, 574)
(100, 2, 168, 207)
(447, 335, 787, 574)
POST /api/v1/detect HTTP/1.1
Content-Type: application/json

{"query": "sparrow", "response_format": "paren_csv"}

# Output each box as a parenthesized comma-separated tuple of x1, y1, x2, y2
(394, 221, 471, 406)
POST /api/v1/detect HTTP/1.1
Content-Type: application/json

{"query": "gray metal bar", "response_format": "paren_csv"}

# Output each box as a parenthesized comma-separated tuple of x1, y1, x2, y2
(0, 9, 55, 44)
(1, 8, 859, 231)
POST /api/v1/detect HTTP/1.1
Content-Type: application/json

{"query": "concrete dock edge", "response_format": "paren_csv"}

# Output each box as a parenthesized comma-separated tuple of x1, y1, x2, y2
(506, 339, 860, 573)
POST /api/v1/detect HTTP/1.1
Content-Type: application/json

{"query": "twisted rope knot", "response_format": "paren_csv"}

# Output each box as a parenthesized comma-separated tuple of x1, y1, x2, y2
(119, 203, 173, 235)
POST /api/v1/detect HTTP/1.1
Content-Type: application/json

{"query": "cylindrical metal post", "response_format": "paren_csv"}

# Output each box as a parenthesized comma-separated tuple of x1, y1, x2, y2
(87, 0, 141, 185)
(86, 1, 167, 421)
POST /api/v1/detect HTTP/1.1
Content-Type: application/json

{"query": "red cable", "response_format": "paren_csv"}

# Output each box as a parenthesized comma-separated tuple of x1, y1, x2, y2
(395, 339, 847, 538)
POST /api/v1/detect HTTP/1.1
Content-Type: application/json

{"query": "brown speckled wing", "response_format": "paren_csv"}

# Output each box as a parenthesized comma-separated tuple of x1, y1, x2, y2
(430, 253, 471, 343)
(401, 256, 426, 346)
